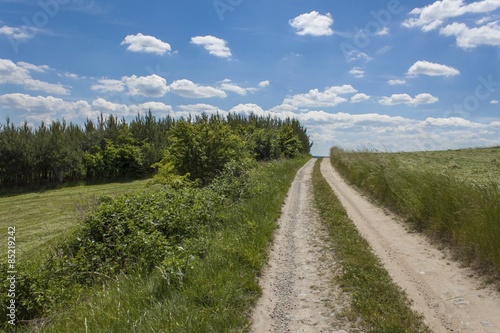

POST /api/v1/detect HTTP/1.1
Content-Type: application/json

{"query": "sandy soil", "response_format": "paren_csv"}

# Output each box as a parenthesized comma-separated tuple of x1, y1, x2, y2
(250, 159, 359, 333)
(320, 158, 500, 333)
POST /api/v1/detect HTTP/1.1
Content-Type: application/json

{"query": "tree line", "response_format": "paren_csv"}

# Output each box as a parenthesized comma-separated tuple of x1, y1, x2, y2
(0, 111, 311, 188)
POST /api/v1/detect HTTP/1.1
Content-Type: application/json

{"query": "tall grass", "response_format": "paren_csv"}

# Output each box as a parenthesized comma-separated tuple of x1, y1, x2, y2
(30, 157, 309, 333)
(330, 147, 500, 279)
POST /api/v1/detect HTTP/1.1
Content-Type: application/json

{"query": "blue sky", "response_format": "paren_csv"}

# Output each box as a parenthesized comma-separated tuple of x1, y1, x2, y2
(0, 0, 499, 155)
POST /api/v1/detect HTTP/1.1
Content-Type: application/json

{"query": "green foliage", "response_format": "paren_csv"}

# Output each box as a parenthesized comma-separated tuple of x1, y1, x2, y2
(0, 111, 312, 189)
(312, 159, 431, 332)
(164, 117, 251, 185)
(38, 157, 309, 333)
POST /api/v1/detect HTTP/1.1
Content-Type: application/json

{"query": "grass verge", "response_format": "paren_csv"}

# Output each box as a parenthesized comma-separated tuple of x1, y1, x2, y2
(312, 158, 431, 333)
(24, 157, 310, 333)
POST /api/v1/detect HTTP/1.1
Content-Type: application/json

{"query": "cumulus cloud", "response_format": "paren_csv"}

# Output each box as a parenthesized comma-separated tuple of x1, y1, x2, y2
(123, 74, 169, 97)
(491, 100, 499, 104)
(92, 74, 169, 97)
(379, 93, 439, 106)
(92, 98, 172, 116)
(170, 79, 227, 98)
(349, 67, 365, 78)
(407, 60, 460, 77)
(440, 21, 500, 48)
(219, 80, 249, 96)
(281, 85, 357, 110)
(0, 59, 69, 95)
(289, 11, 334, 36)
(0, 93, 90, 115)
(351, 93, 370, 103)
(403, 0, 500, 31)
(121, 33, 171, 55)
(190, 35, 231, 58)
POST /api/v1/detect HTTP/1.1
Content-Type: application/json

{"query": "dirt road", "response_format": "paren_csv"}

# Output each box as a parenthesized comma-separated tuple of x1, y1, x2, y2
(320, 158, 500, 333)
(251, 159, 357, 333)
(251, 158, 500, 333)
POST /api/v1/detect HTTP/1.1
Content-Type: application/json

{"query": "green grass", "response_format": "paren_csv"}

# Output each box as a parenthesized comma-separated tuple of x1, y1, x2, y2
(0, 179, 151, 258)
(330, 147, 500, 282)
(312, 159, 431, 333)
(24, 157, 310, 333)
(386, 147, 500, 184)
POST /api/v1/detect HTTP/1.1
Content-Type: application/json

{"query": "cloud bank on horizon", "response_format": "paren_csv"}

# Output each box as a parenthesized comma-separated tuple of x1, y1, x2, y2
(0, 0, 499, 155)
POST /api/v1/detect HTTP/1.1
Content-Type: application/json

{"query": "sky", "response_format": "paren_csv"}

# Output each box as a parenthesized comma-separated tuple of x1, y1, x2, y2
(0, 0, 499, 156)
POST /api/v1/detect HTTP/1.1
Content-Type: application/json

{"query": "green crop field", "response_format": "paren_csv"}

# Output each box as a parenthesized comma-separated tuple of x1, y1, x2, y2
(387, 147, 500, 184)
(330, 146, 500, 282)
(0, 179, 150, 258)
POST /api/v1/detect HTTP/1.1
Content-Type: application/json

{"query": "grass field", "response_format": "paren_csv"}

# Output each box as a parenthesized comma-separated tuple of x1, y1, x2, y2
(330, 146, 500, 282)
(387, 147, 500, 184)
(0, 179, 150, 258)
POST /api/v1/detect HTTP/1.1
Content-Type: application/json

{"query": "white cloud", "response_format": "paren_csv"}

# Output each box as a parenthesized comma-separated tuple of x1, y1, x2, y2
(349, 67, 365, 78)
(17, 62, 51, 72)
(219, 81, 248, 96)
(289, 11, 334, 36)
(23, 79, 69, 95)
(190, 35, 231, 58)
(351, 93, 370, 103)
(411, 93, 440, 105)
(407, 60, 460, 77)
(491, 99, 499, 104)
(0, 93, 90, 114)
(388, 79, 407, 85)
(379, 93, 439, 106)
(281, 85, 357, 110)
(177, 103, 222, 113)
(0, 58, 69, 95)
(403, 0, 500, 31)
(92, 98, 172, 116)
(376, 27, 390, 36)
(170, 79, 227, 98)
(121, 33, 171, 55)
(123, 74, 169, 97)
(92, 75, 169, 97)
(440, 21, 500, 48)
(259, 80, 270, 88)
(325, 85, 358, 95)
(91, 79, 125, 93)
(229, 103, 267, 117)
(0, 25, 39, 40)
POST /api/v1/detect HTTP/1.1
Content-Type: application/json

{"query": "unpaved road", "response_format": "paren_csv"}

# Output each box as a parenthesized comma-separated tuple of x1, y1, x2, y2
(320, 158, 500, 333)
(251, 159, 357, 333)
(251, 158, 500, 333)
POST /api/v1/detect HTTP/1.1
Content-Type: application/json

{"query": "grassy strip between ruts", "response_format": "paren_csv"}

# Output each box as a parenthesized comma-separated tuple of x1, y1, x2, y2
(26, 157, 310, 333)
(312, 159, 431, 333)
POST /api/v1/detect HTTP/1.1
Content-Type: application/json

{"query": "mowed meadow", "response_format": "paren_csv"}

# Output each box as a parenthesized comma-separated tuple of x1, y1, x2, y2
(330, 147, 500, 282)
